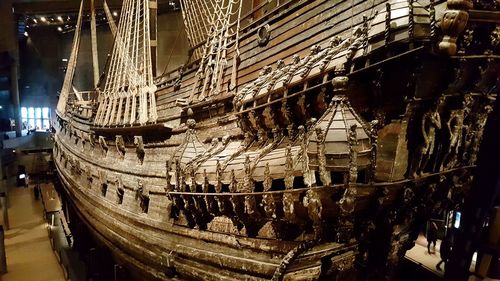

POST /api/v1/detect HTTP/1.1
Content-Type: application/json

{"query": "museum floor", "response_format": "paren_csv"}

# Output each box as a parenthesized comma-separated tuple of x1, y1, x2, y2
(2, 184, 65, 281)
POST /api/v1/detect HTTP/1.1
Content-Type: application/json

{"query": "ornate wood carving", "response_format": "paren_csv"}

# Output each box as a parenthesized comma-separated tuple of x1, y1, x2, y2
(315, 127, 331, 186)
(303, 189, 323, 239)
(368, 120, 379, 183)
(298, 125, 314, 187)
(439, 0, 473, 55)
(410, 99, 443, 177)
(215, 160, 223, 193)
(440, 109, 464, 170)
(136, 180, 149, 213)
(115, 135, 126, 159)
(98, 136, 108, 156)
(134, 136, 145, 164)
(284, 146, 294, 190)
(282, 192, 295, 221)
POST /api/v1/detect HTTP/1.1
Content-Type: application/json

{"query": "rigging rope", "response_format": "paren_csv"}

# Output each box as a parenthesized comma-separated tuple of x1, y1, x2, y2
(187, 0, 242, 103)
(95, 0, 157, 126)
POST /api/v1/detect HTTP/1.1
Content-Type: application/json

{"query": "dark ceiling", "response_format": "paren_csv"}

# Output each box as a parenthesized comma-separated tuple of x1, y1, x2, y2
(12, 0, 179, 15)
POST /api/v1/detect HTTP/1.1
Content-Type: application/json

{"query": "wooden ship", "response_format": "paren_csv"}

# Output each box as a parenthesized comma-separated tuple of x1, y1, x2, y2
(52, 0, 499, 280)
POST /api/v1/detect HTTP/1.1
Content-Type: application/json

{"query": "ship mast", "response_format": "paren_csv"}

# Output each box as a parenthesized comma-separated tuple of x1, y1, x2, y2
(90, 0, 99, 88)
(56, 0, 84, 116)
(149, 0, 157, 77)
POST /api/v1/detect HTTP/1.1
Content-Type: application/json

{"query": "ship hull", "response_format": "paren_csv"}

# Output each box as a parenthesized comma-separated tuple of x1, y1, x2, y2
(54, 131, 356, 280)
(52, 0, 499, 279)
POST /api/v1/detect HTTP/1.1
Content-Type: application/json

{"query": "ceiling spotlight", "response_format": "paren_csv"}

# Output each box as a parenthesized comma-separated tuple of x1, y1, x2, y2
(57, 16, 63, 22)
(113, 11, 118, 17)
(33, 18, 38, 24)
(24, 31, 28, 37)
(57, 26, 63, 32)
(40, 16, 47, 22)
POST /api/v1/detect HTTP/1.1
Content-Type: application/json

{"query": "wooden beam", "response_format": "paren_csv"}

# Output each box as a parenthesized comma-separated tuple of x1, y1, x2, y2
(468, 9, 500, 23)
(90, 123, 172, 140)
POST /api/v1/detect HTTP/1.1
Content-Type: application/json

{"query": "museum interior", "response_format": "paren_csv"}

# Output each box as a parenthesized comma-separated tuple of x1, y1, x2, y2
(0, 0, 499, 280)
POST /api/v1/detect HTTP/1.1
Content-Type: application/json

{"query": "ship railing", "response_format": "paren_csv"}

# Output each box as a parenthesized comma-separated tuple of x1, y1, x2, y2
(67, 91, 98, 118)
(67, 91, 98, 106)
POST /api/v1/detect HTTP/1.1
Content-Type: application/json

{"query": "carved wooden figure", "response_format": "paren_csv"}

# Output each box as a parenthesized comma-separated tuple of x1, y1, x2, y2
(115, 135, 126, 159)
(440, 109, 464, 170)
(411, 100, 442, 177)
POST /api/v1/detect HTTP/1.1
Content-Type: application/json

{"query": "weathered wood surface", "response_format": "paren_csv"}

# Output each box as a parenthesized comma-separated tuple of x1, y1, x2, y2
(55, 135, 356, 279)
(155, 0, 391, 119)
(52, 0, 500, 279)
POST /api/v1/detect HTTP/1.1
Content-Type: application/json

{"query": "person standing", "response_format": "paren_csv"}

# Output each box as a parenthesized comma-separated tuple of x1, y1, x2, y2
(427, 220, 438, 254)
(437, 236, 451, 271)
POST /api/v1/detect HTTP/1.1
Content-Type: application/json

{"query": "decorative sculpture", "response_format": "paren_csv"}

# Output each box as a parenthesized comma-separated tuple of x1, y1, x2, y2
(439, 0, 473, 55)
(440, 109, 464, 170)
(315, 127, 331, 186)
(98, 136, 109, 156)
(284, 146, 294, 190)
(115, 135, 126, 159)
(303, 189, 323, 239)
(134, 136, 145, 164)
(411, 100, 442, 177)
